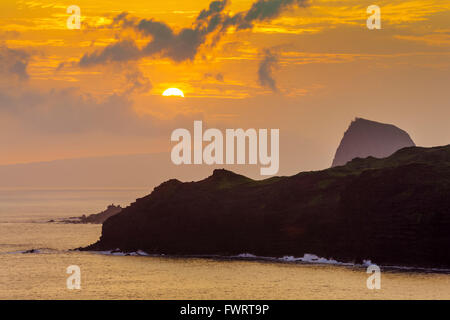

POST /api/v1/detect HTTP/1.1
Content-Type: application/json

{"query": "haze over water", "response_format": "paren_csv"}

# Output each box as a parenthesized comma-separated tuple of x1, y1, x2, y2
(0, 189, 449, 300)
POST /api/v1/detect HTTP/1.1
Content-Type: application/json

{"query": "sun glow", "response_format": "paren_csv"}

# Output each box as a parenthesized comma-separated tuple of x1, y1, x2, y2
(162, 88, 184, 97)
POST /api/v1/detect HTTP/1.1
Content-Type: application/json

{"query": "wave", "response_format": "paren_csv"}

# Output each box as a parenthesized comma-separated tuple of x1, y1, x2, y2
(233, 253, 373, 267)
(86, 250, 450, 273)
(90, 249, 151, 257)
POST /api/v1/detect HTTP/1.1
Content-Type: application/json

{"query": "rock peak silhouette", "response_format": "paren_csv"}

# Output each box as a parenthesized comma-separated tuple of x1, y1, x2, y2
(332, 118, 415, 167)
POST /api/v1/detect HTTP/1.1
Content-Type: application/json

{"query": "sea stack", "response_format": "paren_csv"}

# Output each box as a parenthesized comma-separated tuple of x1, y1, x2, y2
(332, 118, 415, 167)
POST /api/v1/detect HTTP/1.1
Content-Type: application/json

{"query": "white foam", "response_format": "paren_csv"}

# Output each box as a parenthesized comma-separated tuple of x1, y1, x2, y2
(92, 249, 151, 257)
(86, 250, 450, 273)
(232, 253, 356, 266)
(136, 250, 150, 256)
(297, 254, 341, 265)
(235, 253, 258, 258)
(362, 259, 373, 267)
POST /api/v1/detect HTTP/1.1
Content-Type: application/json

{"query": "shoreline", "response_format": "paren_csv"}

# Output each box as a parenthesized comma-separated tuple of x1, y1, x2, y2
(84, 249, 450, 274)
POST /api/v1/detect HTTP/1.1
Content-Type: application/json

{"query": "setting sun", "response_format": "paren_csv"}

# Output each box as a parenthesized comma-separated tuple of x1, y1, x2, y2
(162, 88, 184, 97)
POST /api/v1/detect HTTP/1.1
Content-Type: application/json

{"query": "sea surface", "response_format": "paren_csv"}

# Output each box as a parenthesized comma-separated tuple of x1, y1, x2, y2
(0, 188, 449, 300)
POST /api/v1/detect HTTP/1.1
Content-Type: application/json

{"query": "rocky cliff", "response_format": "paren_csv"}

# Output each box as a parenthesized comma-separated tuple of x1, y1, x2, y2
(332, 118, 415, 167)
(82, 145, 450, 268)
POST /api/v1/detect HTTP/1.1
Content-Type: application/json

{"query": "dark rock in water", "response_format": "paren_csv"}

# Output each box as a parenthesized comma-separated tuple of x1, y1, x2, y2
(61, 204, 122, 224)
(23, 249, 39, 254)
(81, 145, 450, 269)
(332, 118, 415, 167)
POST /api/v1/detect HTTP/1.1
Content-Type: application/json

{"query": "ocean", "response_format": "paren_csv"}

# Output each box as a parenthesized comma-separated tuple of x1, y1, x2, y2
(0, 189, 449, 299)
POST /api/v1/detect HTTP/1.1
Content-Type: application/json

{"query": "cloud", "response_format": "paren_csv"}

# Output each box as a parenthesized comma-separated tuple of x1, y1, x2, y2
(394, 32, 450, 47)
(79, 40, 141, 67)
(235, 0, 310, 30)
(258, 49, 279, 92)
(204, 72, 224, 81)
(80, 1, 229, 65)
(123, 66, 152, 94)
(0, 45, 30, 81)
(0, 31, 21, 40)
(0, 85, 198, 135)
(78, 0, 309, 66)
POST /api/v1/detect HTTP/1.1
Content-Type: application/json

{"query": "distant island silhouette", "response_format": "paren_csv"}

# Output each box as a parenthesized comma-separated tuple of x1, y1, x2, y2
(54, 204, 122, 224)
(332, 118, 415, 167)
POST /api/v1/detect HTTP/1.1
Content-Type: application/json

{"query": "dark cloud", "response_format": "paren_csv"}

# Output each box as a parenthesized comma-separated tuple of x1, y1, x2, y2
(238, 0, 309, 30)
(79, 40, 141, 67)
(80, 1, 228, 66)
(78, 0, 309, 66)
(258, 49, 279, 92)
(56, 61, 66, 71)
(0, 46, 30, 80)
(197, 0, 229, 21)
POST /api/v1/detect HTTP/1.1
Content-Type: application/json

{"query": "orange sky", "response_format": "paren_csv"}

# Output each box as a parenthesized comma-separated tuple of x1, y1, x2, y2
(0, 0, 449, 175)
